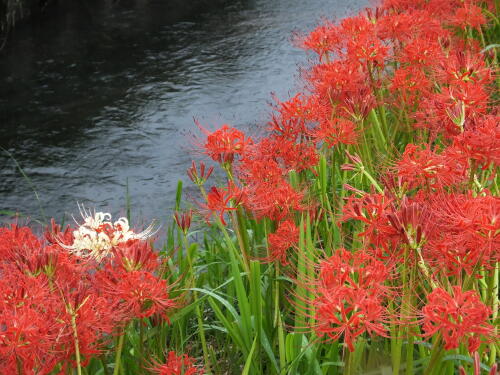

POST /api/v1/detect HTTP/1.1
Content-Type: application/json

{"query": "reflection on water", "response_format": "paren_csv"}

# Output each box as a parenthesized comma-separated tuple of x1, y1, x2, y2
(0, 0, 367, 224)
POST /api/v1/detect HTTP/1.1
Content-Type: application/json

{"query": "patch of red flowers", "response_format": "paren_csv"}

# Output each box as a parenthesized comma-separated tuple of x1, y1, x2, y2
(422, 286, 493, 352)
(0, 221, 177, 373)
(149, 351, 204, 375)
(266, 220, 300, 265)
(313, 249, 391, 352)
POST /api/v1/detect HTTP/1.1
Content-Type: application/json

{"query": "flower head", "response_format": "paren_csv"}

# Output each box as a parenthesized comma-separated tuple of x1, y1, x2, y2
(313, 249, 390, 351)
(202, 183, 244, 225)
(149, 351, 204, 375)
(267, 220, 300, 265)
(66, 205, 156, 262)
(97, 269, 176, 321)
(202, 124, 252, 164)
(422, 286, 493, 352)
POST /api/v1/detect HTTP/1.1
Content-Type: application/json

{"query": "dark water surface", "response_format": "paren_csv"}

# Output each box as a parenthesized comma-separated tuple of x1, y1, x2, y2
(0, 0, 367, 225)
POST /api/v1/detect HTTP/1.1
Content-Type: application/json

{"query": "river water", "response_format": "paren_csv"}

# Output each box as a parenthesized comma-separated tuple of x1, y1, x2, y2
(0, 0, 367, 225)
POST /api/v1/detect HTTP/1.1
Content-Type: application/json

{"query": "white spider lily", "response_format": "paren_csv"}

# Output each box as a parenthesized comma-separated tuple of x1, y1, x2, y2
(65, 204, 157, 262)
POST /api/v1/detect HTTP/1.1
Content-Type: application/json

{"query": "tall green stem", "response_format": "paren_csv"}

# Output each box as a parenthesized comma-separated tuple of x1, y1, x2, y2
(359, 166, 383, 194)
(113, 329, 126, 375)
(16, 356, 23, 375)
(488, 266, 499, 366)
(71, 313, 83, 375)
(183, 234, 211, 374)
(423, 336, 443, 375)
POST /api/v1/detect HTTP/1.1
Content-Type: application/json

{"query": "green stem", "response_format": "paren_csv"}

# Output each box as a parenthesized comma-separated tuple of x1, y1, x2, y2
(344, 349, 353, 375)
(273, 261, 280, 327)
(100, 356, 109, 375)
(138, 321, 144, 370)
(393, 246, 411, 375)
(360, 166, 383, 194)
(405, 264, 417, 375)
(416, 246, 437, 289)
(489, 266, 499, 366)
(423, 337, 444, 375)
(113, 329, 126, 375)
(369, 108, 387, 149)
(183, 233, 212, 374)
(195, 301, 211, 374)
(389, 299, 399, 375)
(231, 210, 250, 275)
(71, 313, 83, 375)
(277, 314, 287, 374)
(16, 356, 23, 375)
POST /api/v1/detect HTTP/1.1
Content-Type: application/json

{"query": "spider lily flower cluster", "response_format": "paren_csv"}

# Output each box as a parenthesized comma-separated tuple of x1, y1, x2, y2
(0, 214, 181, 374)
(186, 0, 498, 372)
(1, 0, 499, 373)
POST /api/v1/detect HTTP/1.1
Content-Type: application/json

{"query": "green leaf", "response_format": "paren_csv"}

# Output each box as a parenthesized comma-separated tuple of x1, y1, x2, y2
(481, 43, 500, 52)
(242, 336, 258, 375)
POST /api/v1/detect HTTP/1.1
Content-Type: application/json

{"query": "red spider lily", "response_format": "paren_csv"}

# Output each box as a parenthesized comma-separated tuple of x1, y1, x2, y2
(300, 21, 341, 61)
(340, 150, 362, 171)
(202, 124, 252, 164)
(149, 351, 204, 375)
(308, 60, 375, 109)
(268, 93, 315, 140)
(451, 4, 486, 31)
(395, 144, 468, 190)
(266, 220, 299, 265)
(275, 138, 319, 173)
(386, 197, 436, 251)
(187, 161, 214, 186)
(0, 224, 42, 262)
(318, 248, 390, 292)
(415, 82, 489, 138)
(268, 114, 305, 142)
(44, 218, 74, 246)
(245, 180, 304, 221)
(377, 12, 418, 42)
(315, 117, 358, 148)
(421, 286, 493, 352)
(110, 240, 160, 272)
(340, 14, 374, 39)
(0, 306, 61, 374)
(240, 136, 318, 175)
(340, 88, 376, 121)
(55, 282, 118, 366)
(96, 268, 176, 321)
(397, 37, 443, 68)
(315, 289, 389, 352)
(413, 0, 457, 20)
(424, 191, 499, 275)
(390, 66, 432, 106)
(237, 154, 284, 187)
(437, 50, 493, 86)
(0, 224, 82, 282)
(340, 193, 398, 249)
(173, 210, 193, 235)
(381, 0, 457, 26)
(0, 268, 62, 374)
(453, 114, 500, 168)
(314, 249, 390, 352)
(272, 93, 320, 127)
(202, 183, 244, 225)
(347, 32, 389, 69)
(0, 224, 119, 372)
